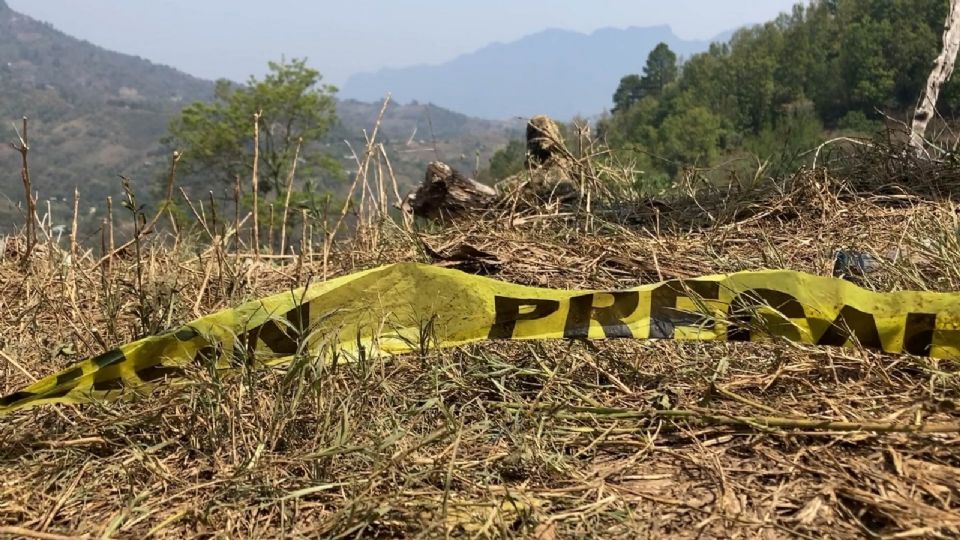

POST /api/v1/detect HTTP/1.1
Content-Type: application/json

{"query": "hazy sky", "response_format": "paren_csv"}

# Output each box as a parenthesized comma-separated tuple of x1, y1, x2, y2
(8, 1, 800, 85)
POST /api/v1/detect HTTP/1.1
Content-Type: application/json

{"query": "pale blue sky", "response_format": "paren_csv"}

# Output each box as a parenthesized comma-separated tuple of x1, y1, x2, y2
(8, 0, 800, 85)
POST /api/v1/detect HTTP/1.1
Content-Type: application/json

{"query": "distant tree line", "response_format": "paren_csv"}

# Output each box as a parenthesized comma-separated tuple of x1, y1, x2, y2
(483, 0, 960, 186)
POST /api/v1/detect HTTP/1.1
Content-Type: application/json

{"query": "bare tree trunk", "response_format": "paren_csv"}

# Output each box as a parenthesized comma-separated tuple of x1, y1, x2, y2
(911, 0, 960, 152)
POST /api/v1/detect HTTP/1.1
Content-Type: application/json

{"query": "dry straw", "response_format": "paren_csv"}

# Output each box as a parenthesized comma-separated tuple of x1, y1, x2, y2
(0, 113, 958, 538)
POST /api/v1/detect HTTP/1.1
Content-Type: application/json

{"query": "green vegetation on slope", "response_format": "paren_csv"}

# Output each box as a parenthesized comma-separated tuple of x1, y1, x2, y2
(479, 0, 960, 187)
(598, 0, 960, 181)
(167, 59, 342, 199)
(0, 4, 213, 227)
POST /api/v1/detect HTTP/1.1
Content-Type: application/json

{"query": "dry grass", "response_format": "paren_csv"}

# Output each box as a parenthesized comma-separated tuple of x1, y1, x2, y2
(1, 144, 960, 539)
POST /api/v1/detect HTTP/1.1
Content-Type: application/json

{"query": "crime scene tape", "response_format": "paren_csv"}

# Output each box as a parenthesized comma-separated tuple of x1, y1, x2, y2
(2, 262, 959, 415)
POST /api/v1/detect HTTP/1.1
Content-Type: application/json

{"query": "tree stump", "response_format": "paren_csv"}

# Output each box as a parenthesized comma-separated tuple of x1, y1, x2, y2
(400, 161, 497, 221)
(401, 115, 581, 223)
(500, 115, 579, 206)
(526, 115, 570, 168)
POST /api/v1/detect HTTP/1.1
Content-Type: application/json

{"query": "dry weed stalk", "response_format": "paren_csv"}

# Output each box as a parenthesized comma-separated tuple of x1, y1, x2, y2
(10, 116, 36, 262)
(68, 188, 78, 265)
(251, 110, 262, 260)
(278, 137, 303, 256)
(322, 95, 390, 278)
(178, 187, 215, 242)
(267, 203, 275, 253)
(105, 196, 114, 256)
(96, 151, 181, 267)
(378, 143, 410, 231)
(233, 173, 242, 257)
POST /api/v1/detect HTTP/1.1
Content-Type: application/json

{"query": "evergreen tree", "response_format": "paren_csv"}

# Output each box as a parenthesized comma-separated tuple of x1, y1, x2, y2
(640, 43, 678, 96)
(600, 0, 960, 179)
(612, 74, 644, 114)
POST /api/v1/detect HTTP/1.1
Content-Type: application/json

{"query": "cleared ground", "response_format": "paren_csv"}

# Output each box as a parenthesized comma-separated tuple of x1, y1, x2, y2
(1, 156, 959, 538)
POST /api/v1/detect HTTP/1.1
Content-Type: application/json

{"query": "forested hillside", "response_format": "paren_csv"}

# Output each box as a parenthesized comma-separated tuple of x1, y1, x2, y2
(0, 0, 214, 225)
(596, 0, 960, 183)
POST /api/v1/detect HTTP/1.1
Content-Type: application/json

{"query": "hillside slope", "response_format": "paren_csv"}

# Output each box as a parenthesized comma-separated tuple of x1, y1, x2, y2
(0, 0, 520, 231)
(0, 0, 214, 223)
(341, 26, 723, 119)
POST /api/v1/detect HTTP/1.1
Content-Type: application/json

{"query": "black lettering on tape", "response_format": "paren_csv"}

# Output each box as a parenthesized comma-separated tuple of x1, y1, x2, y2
(194, 346, 219, 367)
(816, 305, 883, 349)
(92, 349, 125, 368)
(563, 292, 640, 339)
(904, 312, 937, 357)
(92, 374, 125, 391)
(0, 391, 36, 407)
(254, 322, 298, 355)
(135, 364, 187, 383)
(488, 297, 561, 339)
(235, 303, 310, 363)
(36, 386, 74, 401)
(174, 327, 200, 341)
(55, 367, 84, 386)
(85, 349, 129, 392)
(727, 289, 805, 342)
(650, 281, 720, 339)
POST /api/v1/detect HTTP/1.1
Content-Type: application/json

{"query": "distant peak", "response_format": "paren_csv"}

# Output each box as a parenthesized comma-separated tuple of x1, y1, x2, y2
(0, 0, 9, 11)
(589, 24, 675, 36)
(536, 27, 578, 36)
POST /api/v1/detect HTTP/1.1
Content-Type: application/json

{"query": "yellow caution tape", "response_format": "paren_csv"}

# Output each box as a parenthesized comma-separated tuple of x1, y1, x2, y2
(2, 262, 959, 415)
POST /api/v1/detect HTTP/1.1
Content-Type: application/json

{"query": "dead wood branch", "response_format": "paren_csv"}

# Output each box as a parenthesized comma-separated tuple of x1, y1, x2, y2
(910, 0, 960, 152)
(10, 116, 36, 263)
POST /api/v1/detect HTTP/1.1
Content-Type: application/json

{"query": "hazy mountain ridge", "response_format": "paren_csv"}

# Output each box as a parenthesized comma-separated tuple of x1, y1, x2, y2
(342, 25, 727, 119)
(333, 99, 520, 142)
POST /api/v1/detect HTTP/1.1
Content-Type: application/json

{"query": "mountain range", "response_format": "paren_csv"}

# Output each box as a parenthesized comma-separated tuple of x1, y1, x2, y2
(342, 26, 732, 120)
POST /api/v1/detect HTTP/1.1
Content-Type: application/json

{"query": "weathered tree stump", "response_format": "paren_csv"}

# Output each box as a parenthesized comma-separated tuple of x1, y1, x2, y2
(502, 115, 579, 206)
(400, 161, 497, 221)
(526, 115, 570, 168)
